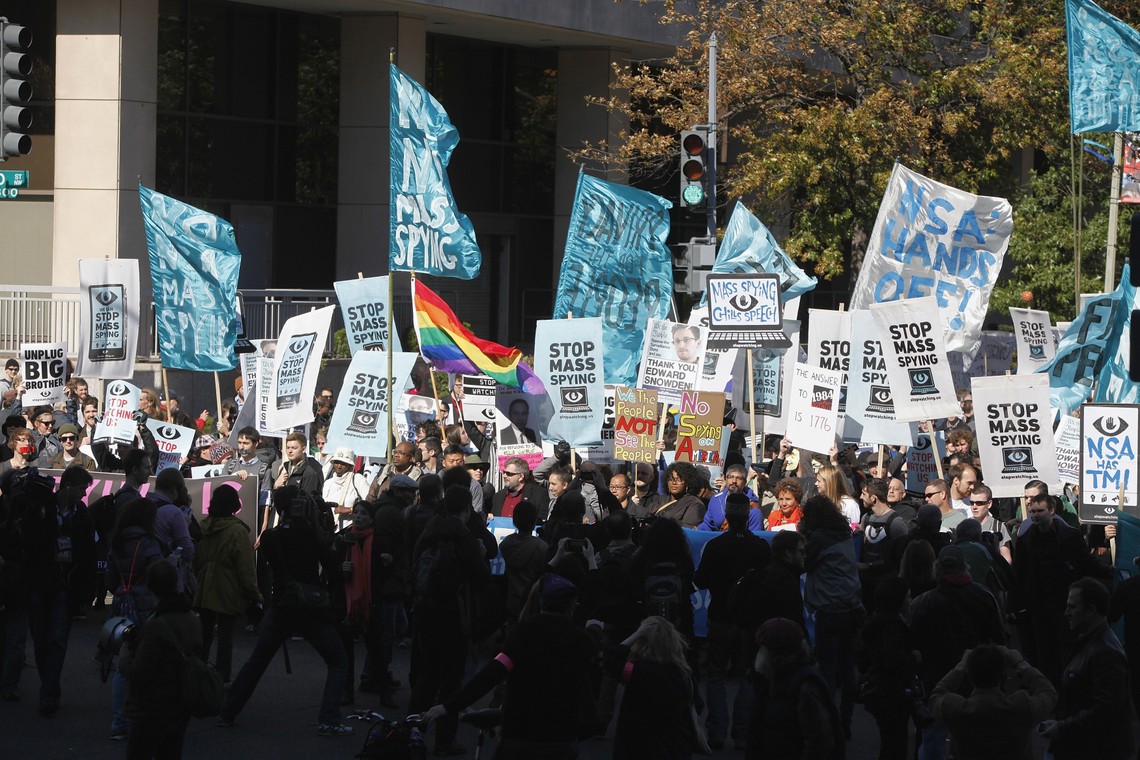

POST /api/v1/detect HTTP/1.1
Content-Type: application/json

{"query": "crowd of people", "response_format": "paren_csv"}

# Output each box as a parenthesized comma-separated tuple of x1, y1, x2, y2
(0, 375, 1137, 760)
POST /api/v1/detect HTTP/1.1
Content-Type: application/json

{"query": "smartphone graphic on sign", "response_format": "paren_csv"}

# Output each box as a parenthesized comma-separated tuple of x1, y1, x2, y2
(89, 284, 127, 361)
(275, 332, 317, 410)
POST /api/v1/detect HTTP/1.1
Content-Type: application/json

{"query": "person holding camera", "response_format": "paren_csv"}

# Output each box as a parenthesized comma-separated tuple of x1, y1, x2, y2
(91, 409, 159, 475)
(218, 486, 353, 737)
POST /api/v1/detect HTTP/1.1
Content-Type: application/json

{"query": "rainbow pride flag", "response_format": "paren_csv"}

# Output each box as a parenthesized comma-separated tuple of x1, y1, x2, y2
(413, 280, 545, 395)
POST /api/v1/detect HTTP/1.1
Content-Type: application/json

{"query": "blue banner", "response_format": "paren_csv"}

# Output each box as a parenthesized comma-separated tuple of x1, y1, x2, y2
(701, 202, 817, 305)
(333, 276, 403, 356)
(389, 64, 482, 280)
(554, 173, 673, 386)
(1067, 0, 1140, 134)
(138, 185, 241, 371)
(1036, 273, 1128, 414)
(1097, 263, 1140, 404)
(533, 317, 606, 446)
(325, 350, 419, 458)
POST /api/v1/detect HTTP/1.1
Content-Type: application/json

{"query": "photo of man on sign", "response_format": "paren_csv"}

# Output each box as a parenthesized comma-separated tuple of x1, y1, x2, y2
(672, 324, 702, 364)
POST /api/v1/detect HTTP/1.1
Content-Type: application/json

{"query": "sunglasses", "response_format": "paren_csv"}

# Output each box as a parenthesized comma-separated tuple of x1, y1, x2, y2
(970, 500, 991, 506)
(501, 470, 523, 477)
(924, 490, 944, 498)
(36, 419, 54, 426)
(60, 435, 77, 442)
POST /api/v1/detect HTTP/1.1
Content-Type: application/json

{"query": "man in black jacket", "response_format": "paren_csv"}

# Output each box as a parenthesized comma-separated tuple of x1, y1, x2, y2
(270, 432, 324, 498)
(492, 456, 549, 519)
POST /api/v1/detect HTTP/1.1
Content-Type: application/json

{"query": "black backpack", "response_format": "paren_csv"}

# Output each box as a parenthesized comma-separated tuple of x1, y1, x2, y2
(596, 543, 638, 623)
(644, 561, 685, 624)
(729, 566, 765, 630)
(412, 538, 461, 605)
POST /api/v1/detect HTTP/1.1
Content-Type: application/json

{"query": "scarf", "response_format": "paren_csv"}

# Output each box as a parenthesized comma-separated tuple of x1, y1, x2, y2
(345, 527, 374, 621)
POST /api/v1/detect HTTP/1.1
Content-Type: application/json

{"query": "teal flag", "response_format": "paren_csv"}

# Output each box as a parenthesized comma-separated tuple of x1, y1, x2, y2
(1097, 262, 1140, 404)
(139, 185, 241, 371)
(554, 173, 672, 386)
(389, 64, 481, 279)
(1066, 0, 1140, 133)
(701, 201, 817, 306)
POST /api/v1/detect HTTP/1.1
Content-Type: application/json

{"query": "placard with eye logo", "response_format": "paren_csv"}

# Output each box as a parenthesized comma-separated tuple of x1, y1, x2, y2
(533, 317, 606, 447)
(870, 296, 962, 423)
(1080, 404, 1140, 524)
(843, 310, 913, 447)
(971, 375, 1058, 499)
(145, 418, 199, 472)
(324, 350, 419, 458)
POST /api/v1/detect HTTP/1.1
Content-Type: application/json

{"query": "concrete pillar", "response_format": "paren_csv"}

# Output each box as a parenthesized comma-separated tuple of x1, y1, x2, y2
(53, 0, 157, 288)
(335, 14, 425, 281)
(553, 47, 630, 286)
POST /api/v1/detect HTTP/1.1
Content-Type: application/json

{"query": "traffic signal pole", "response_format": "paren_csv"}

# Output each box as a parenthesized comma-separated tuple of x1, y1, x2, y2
(706, 32, 717, 241)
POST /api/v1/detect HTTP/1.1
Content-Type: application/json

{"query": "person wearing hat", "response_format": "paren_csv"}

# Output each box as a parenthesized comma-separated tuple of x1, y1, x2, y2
(1, 358, 24, 414)
(321, 447, 368, 532)
(464, 453, 494, 506)
(46, 422, 97, 471)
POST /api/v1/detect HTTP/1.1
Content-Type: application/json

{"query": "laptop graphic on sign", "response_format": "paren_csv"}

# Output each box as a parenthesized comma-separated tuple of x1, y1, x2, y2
(705, 273, 791, 349)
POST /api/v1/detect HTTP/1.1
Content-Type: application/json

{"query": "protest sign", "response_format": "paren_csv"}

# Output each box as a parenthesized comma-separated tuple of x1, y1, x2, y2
(688, 307, 737, 393)
(458, 374, 497, 425)
(807, 309, 851, 435)
(254, 356, 289, 440)
(850, 163, 1013, 355)
(77, 258, 140, 379)
(1080, 404, 1140, 524)
(871, 297, 961, 423)
(19, 342, 67, 405)
(396, 393, 438, 444)
(963, 331, 1016, 378)
(1010, 308, 1056, 373)
(578, 385, 617, 463)
(266, 305, 335, 431)
(614, 386, 660, 463)
(906, 431, 945, 493)
(334, 276, 402, 355)
(495, 389, 544, 472)
(190, 464, 226, 479)
(972, 375, 1058, 498)
(637, 318, 706, 404)
(844, 311, 913, 446)
(786, 363, 843, 455)
(145, 418, 198, 472)
(740, 320, 801, 437)
(534, 318, 606, 446)
(93, 380, 141, 445)
(1054, 414, 1081, 485)
(326, 350, 418, 458)
(674, 391, 725, 467)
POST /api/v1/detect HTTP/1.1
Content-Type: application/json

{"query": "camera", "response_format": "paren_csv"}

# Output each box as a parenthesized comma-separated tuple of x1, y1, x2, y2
(96, 616, 139, 682)
(565, 538, 587, 554)
(131, 410, 149, 426)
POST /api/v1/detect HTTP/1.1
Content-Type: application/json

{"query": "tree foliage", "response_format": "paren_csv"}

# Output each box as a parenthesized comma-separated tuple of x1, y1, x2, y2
(576, 0, 1136, 306)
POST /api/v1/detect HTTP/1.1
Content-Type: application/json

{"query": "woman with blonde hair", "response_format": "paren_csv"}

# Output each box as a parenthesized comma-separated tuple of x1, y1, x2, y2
(605, 615, 698, 759)
(139, 387, 166, 421)
(814, 464, 860, 526)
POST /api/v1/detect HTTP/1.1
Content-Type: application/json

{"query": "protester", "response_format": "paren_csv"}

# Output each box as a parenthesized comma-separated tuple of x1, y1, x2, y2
(270, 432, 324, 499)
(700, 464, 761, 531)
(858, 477, 909, 606)
(499, 500, 548, 623)
(364, 475, 415, 706)
(814, 464, 860, 525)
(491, 456, 548, 519)
(857, 575, 918, 760)
(322, 446, 368, 530)
(47, 423, 96, 471)
(968, 484, 1012, 563)
(651, 461, 708, 528)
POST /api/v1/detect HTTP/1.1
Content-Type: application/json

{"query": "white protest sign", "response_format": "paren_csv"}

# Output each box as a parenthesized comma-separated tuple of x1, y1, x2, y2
(326, 350, 419, 457)
(871, 296, 961, 423)
(786, 362, 842, 455)
(334, 276, 402, 355)
(267, 305, 336, 431)
(972, 375, 1057, 498)
(77, 258, 141, 379)
(146, 418, 198, 472)
(740, 320, 801, 437)
(688, 307, 737, 393)
(807, 309, 851, 436)
(93, 380, 141, 445)
(844, 310, 916, 446)
(1080, 404, 1140, 524)
(459, 375, 498, 425)
(906, 431, 945, 493)
(1054, 414, 1081, 485)
(534, 317, 606, 446)
(1010, 308, 1056, 373)
(19, 342, 67, 405)
(636, 318, 706, 404)
(254, 356, 289, 440)
(495, 388, 545, 473)
(190, 464, 226, 479)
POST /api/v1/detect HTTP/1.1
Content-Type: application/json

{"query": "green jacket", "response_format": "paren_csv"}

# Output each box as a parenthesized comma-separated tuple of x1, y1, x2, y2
(191, 515, 260, 615)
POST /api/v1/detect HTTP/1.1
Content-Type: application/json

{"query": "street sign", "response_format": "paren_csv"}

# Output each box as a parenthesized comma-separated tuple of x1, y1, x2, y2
(0, 169, 28, 199)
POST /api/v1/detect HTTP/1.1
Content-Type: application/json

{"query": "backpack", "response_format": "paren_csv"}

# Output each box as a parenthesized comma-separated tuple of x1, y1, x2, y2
(90, 491, 122, 544)
(412, 538, 461, 605)
(154, 616, 224, 718)
(596, 543, 638, 624)
(644, 561, 685, 624)
(355, 716, 426, 759)
(728, 567, 764, 630)
(861, 511, 901, 566)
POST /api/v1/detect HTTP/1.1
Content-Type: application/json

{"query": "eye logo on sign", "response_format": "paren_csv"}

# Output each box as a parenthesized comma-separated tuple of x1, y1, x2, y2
(478, 408, 497, 422)
(96, 289, 119, 306)
(156, 425, 179, 440)
(289, 338, 309, 355)
(1093, 416, 1130, 437)
(109, 382, 129, 396)
(810, 385, 833, 411)
(729, 293, 760, 312)
(867, 385, 895, 415)
(1029, 343, 1045, 359)
(703, 352, 720, 377)
(1001, 446, 1036, 474)
(348, 409, 379, 435)
(914, 435, 932, 451)
(363, 342, 383, 351)
(559, 386, 592, 414)
(907, 368, 937, 396)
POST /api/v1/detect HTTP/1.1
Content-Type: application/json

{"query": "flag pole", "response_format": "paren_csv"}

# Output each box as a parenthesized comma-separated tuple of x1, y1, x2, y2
(1105, 132, 1125, 292)
(213, 372, 222, 433)
(387, 271, 396, 458)
(747, 350, 757, 467)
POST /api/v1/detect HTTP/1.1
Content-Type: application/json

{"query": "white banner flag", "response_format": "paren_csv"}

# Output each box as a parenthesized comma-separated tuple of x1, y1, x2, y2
(1054, 414, 1081, 485)
(807, 309, 851, 437)
(636, 318, 706, 404)
(93, 380, 141, 445)
(871, 297, 961, 423)
(1010, 308, 1056, 373)
(266, 306, 336, 431)
(19, 342, 67, 406)
(146, 418, 198, 472)
(844, 310, 913, 446)
(333, 276, 402, 356)
(786, 362, 843, 455)
(972, 375, 1058, 498)
(325, 350, 417, 458)
(77, 258, 140, 379)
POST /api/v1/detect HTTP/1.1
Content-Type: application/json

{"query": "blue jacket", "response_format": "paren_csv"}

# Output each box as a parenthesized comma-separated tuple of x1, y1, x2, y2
(698, 487, 762, 531)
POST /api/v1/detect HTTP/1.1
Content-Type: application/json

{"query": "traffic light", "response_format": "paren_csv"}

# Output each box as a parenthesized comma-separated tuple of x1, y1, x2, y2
(679, 128, 707, 210)
(0, 20, 32, 160)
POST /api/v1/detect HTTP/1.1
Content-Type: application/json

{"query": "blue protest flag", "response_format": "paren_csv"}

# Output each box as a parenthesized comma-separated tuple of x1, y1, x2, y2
(1067, 0, 1140, 134)
(389, 64, 482, 280)
(1096, 263, 1140, 404)
(1036, 268, 1129, 414)
(700, 201, 817, 306)
(138, 185, 241, 371)
(554, 173, 673, 386)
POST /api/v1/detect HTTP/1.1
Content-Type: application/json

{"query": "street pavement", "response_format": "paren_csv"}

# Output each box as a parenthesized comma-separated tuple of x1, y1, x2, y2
(2, 610, 891, 759)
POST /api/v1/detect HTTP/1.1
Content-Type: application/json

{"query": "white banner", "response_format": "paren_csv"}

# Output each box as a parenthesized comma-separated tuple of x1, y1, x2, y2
(871, 297, 961, 423)
(254, 355, 289, 440)
(1010, 308, 1056, 373)
(19, 342, 67, 406)
(534, 317, 606, 446)
(844, 310, 915, 446)
(1080, 404, 1140, 524)
(636, 318, 706, 404)
(807, 309, 851, 436)
(459, 374, 498, 425)
(972, 375, 1058, 498)
(850, 163, 1013, 355)
(326, 350, 418, 457)
(688, 307, 738, 393)
(1054, 414, 1081, 485)
(333, 276, 402, 356)
(906, 431, 945, 493)
(495, 388, 545, 473)
(93, 380, 141, 445)
(77, 258, 140, 379)
(739, 320, 801, 437)
(146, 418, 198, 472)
(786, 362, 843, 455)
(266, 305, 336, 431)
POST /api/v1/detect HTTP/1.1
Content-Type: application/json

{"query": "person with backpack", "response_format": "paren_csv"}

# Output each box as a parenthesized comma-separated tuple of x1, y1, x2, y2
(407, 485, 490, 756)
(694, 493, 771, 750)
(858, 478, 909, 608)
(118, 560, 205, 759)
(631, 518, 695, 640)
(499, 500, 549, 624)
